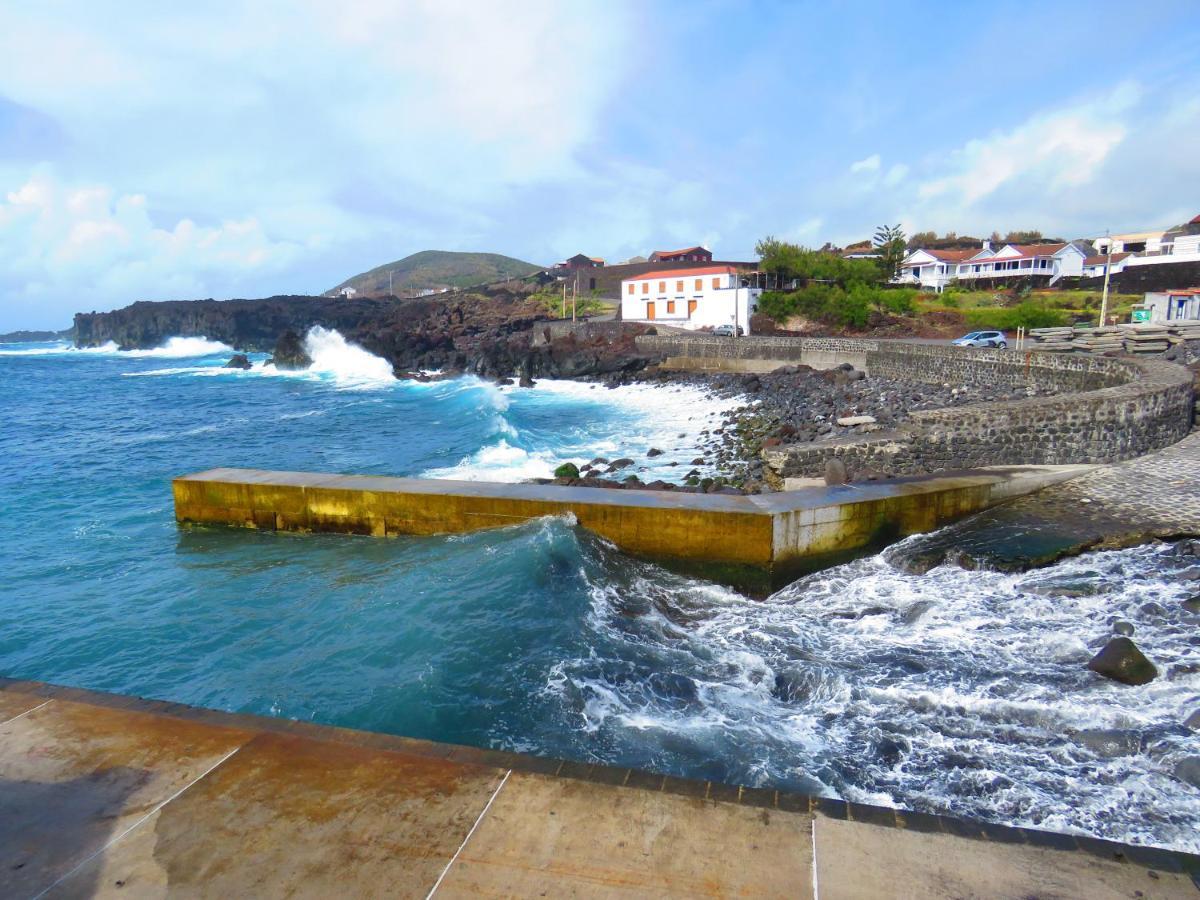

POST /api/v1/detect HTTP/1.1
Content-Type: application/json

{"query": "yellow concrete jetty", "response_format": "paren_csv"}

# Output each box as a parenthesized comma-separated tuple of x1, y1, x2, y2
(174, 465, 1093, 583)
(1, 678, 1195, 898)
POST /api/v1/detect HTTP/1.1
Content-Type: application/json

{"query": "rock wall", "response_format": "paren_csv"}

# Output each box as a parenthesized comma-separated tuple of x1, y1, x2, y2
(634, 335, 1195, 484)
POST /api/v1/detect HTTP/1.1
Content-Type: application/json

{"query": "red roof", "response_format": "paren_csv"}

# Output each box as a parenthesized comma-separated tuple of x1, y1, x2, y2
(652, 246, 708, 257)
(624, 265, 736, 282)
(926, 249, 974, 261)
(1083, 252, 1131, 266)
(1189, 214, 1200, 225)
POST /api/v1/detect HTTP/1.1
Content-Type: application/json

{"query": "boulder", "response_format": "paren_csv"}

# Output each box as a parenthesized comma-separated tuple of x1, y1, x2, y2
(608, 458, 635, 471)
(1185, 709, 1200, 731)
(1112, 620, 1135, 637)
(824, 458, 848, 486)
(1086, 637, 1158, 686)
(1182, 594, 1200, 613)
(224, 353, 252, 370)
(1075, 728, 1140, 758)
(646, 448, 664, 457)
(1175, 757, 1200, 790)
(271, 329, 312, 370)
(836, 415, 876, 427)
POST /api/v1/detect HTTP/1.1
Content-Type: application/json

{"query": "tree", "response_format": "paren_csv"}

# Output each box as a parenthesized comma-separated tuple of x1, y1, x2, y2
(873, 224, 907, 281)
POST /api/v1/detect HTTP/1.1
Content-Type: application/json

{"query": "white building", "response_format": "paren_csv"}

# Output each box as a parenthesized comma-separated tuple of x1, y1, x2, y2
(897, 248, 974, 291)
(620, 265, 760, 333)
(336, 286, 357, 298)
(898, 241, 1087, 291)
(1093, 231, 1169, 255)
(1141, 289, 1200, 323)
(1081, 251, 1131, 278)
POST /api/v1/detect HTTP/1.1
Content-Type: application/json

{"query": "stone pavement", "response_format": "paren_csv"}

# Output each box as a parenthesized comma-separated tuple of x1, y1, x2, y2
(1003, 430, 1200, 540)
(1, 679, 1196, 899)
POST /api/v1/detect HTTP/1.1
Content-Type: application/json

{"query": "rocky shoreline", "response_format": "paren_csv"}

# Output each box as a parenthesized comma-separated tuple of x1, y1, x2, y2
(537, 362, 1060, 494)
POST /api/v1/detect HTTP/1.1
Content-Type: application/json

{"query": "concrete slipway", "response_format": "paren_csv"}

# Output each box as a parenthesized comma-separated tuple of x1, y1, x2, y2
(172, 463, 1094, 587)
(1, 679, 1196, 898)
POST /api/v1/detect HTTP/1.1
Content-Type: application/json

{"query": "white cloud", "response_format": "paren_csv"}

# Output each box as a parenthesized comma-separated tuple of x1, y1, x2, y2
(917, 84, 1138, 206)
(849, 154, 881, 174)
(0, 168, 302, 323)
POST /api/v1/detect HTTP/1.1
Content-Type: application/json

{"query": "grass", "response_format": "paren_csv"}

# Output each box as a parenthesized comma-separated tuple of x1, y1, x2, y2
(919, 288, 1144, 329)
(530, 291, 614, 318)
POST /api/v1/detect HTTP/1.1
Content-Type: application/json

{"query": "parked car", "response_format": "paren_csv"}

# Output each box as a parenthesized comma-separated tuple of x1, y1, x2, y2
(952, 330, 1007, 349)
(712, 324, 744, 336)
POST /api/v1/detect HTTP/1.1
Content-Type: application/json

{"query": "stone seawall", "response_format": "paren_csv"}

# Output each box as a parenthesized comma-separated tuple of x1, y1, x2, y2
(634, 336, 1194, 484)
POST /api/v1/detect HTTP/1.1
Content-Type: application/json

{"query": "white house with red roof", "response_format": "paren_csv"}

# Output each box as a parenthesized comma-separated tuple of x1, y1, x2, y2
(896, 248, 975, 291)
(898, 241, 1086, 290)
(620, 265, 760, 333)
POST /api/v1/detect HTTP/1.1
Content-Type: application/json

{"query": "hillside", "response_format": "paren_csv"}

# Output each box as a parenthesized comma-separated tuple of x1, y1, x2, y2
(330, 250, 542, 296)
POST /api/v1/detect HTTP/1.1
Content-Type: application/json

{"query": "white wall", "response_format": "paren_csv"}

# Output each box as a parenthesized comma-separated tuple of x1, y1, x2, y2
(620, 271, 760, 333)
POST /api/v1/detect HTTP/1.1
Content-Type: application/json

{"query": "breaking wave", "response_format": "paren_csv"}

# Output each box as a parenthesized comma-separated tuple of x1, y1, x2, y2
(535, 532, 1200, 851)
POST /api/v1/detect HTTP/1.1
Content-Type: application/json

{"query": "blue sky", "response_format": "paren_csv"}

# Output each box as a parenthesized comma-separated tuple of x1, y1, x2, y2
(1, 1, 1198, 330)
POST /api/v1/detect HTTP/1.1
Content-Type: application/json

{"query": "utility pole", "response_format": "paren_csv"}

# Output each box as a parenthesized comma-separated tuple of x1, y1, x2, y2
(561, 281, 566, 319)
(571, 276, 577, 322)
(388, 269, 394, 297)
(1099, 230, 1113, 327)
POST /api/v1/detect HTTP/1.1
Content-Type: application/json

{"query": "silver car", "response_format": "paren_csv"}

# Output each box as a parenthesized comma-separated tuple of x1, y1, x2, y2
(952, 330, 1007, 349)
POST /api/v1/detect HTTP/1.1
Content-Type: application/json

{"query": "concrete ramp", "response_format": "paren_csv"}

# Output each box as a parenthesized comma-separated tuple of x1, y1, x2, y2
(174, 465, 1093, 587)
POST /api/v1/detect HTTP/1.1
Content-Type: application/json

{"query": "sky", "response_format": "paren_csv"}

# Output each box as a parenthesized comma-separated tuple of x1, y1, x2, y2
(1, 1, 1198, 331)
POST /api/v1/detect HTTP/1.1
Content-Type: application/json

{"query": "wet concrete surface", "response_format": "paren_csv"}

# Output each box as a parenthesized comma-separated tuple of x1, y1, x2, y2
(1, 679, 1196, 898)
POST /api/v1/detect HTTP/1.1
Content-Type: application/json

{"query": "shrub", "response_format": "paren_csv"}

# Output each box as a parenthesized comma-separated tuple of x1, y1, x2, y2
(962, 301, 1068, 331)
(553, 462, 580, 479)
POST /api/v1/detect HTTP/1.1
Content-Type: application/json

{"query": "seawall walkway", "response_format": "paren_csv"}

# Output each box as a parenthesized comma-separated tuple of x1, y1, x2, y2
(2, 679, 1196, 898)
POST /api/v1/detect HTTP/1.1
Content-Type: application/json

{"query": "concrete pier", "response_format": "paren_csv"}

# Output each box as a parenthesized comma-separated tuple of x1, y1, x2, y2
(174, 465, 1093, 584)
(1, 679, 1195, 898)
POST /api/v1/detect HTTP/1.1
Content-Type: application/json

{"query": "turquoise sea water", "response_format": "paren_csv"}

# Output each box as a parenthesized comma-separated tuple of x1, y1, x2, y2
(2, 331, 1198, 852)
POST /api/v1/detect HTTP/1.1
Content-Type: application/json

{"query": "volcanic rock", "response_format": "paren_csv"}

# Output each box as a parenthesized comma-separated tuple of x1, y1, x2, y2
(224, 354, 252, 370)
(824, 458, 848, 486)
(1086, 637, 1158, 685)
(553, 462, 580, 479)
(272, 330, 312, 370)
(1175, 757, 1200, 789)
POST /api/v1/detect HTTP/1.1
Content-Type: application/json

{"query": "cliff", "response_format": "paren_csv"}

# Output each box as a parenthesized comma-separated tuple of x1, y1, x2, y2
(73, 286, 657, 380)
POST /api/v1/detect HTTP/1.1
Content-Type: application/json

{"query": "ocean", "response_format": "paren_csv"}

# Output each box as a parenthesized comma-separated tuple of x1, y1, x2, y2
(1, 328, 1197, 852)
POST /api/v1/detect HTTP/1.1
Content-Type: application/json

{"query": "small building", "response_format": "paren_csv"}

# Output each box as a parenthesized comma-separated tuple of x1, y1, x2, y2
(620, 265, 760, 333)
(649, 245, 713, 263)
(336, 286, 357, 298)
(1093, 231, 1169, 255)
(897, 249, 974, 291)
(1081, 251, 1131, 278)
(1141, 288, 1200, 323)
(553, 253, 605, 270)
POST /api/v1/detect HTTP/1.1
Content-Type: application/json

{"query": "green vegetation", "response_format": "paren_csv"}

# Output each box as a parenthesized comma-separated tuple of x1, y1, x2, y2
(755, 236, 883, 286)
(872, 223, 907, 281)
(553, 462, 580, 479)
(961, 301, 1069, 330)
(331, 250, 542, 296)
(755, 234, 919, 328)
(759, 284, 918, 328)
(529, 290, 612, 318)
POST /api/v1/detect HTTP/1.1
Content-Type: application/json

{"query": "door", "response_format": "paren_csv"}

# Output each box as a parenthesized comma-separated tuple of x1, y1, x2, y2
(687, 299, 698, 318)
(647, 302, 656, 320)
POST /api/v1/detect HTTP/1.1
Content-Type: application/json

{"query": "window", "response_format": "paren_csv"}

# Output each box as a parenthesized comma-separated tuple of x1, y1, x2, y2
(712, 277, 720, 289)
(667, 300, 676, 313)
(627, 284, 634, 295)
(676, 280, 684, 292)
(658, 281, 666, 293)
(694, 278, 702, 291)
(589, 277, 596, 290)
(641, 282, 648, 295)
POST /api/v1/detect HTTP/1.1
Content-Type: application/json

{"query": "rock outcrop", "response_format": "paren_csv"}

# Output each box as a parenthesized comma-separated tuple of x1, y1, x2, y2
(271, 330, 312, 370)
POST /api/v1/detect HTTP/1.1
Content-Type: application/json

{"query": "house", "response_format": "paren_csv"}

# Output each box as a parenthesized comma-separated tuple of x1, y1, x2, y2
(1141, 288, 1200, 323)
(553, 253, 605, 270)
(954, 242, 1086, 285)
(897, 241, 1087, 290)
(1081, 251, 1131, 278)
(841, 241, 879, 259)
(1093, 231, 1169, 255)
(336, 286, 357, 298)
(620, 265, 760, 334)
(897, 249, 974, 291)
(649, 246, 713, 263)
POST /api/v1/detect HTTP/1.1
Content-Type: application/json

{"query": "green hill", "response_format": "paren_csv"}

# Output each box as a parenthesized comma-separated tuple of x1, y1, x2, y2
(330, 250, 542, 296)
